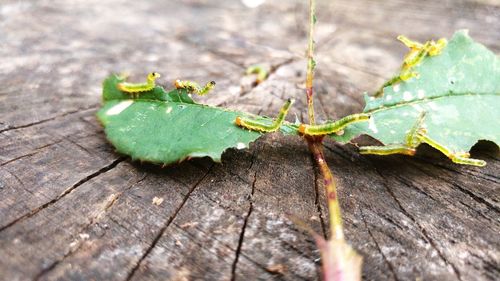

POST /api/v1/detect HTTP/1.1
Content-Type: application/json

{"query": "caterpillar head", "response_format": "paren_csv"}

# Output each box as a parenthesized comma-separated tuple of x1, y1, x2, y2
(148, 72, 161, 81)
(174, 79, 182, 88)
(298, 124, 306, 135)
(235, 116, 242, 126)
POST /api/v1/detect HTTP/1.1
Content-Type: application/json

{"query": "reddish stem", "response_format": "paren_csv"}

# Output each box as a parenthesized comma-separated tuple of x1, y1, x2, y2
(306, 136, 344, 241)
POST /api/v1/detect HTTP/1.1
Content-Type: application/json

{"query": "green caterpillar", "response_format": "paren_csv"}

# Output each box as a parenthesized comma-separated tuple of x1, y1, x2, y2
(175, 80, 216, 96)
(245, 64, 269, 84)
(359, 112, 486, 166)
(417, 134, 486, 166)
(235, 99, 294, 132)
(375, 36, 447, 97)
(117, 72, 161, 97)
(298, 114, 370, 136)
(359, 112, 426, 156)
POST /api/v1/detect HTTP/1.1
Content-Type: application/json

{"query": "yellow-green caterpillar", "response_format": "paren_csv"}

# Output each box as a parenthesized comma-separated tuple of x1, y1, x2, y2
(117, 72, 161, 97)
(175, 80, 216, 96)
(359, 112, 427, 156)
(359, 112, 486, 166)
(375, 36, 447, 97)
(245, 64, 269, 84)
(416, 134, 486, 166)
(298, 114, 370, 136)
(235, 99, 294, 133)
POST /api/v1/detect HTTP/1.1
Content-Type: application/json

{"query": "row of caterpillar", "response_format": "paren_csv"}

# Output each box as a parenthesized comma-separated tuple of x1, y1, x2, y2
(116, 72, 485, 166)
(234, 106, 484, 166)
(117, 72, 216, 96)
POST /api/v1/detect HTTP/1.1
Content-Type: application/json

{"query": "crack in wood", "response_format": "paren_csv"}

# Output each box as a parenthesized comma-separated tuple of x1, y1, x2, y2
(226, 140, 317, 280)
(3, 169, 38, 198)
(230, 166, 257, 281)
(309, 147, 328, 240)
(193, 186, 319, 261)
(33, 240, 87, 281)
(326, 141, 496, 280)
(154, 221, 309, 280)
(64, 137, 95, 156)
(229, 146, 260, 280)
(0, 105, 99, 135)
(451, 182, 500, 214)
(373, 169, 464, 281)
(104, 216, 151, 243)
(360, 207, 401, 281)
(174, 209, 311, 279)
(393, 174, 438, 202)
(0, 140, 63, 167)
(125, 164, 215, 281)
(313, 165, 328, 240)
(469, 252, 500, 280)
(0, 157, 126, 233)
(1, 152, 36, 167)
(330, 143, 499, 218)
(377, 212, 405, 233)
(171, 211, 314, 281)
(414, 157, 500, 185)
(407, 161, 500, 216)
(32, 174, 148, 280)
(328, 143, 499, 216)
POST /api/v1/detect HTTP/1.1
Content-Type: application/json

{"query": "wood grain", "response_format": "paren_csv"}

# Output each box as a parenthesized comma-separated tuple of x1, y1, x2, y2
(0, 0, 498, 280)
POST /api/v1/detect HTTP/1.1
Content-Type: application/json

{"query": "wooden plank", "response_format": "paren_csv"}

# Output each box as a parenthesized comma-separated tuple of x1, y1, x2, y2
(232, 136, 322, 280)
(321, 142, 499, 280)
(0, 0, 498, 280)
(0, 110, 123, 231)
(0, 162, 143, 280)
(39, 162, 211, 281)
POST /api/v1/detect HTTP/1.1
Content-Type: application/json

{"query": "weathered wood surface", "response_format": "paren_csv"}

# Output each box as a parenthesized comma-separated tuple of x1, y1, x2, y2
(0, 0, 499, 280)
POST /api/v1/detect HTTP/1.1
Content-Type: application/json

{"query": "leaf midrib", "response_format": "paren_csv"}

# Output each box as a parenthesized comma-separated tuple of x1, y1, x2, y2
(366, 92, 500, 114)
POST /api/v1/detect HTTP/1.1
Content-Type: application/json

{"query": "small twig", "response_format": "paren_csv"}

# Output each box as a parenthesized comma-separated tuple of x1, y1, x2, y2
(301, 1, 363, 280)
(303, 0, 344, 242)
(306, 0, 317, 125)
(307, 137, 344, 241)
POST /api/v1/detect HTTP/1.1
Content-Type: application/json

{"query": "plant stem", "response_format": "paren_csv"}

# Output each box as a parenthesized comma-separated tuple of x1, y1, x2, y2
(307, 137, 344, 240)
(304, 0, 344, 242)
(306, 0, 316, 125)
(302, 2, 363, 280)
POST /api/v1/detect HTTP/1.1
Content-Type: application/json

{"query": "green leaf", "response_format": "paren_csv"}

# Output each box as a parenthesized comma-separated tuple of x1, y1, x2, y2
(97, 75, 284, 165)
(331, 30, 500, 163)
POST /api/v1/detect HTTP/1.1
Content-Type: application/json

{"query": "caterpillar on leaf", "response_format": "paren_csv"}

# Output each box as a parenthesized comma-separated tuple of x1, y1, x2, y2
(359, 112, 486, 166)
(359, 111, 426, 156)
(298, 114, 370, 136)
(235, 99, 294, 133)
(175, 80, 216, 96)
(117, 72, 161, 97)
(375, 36, 447, 97)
